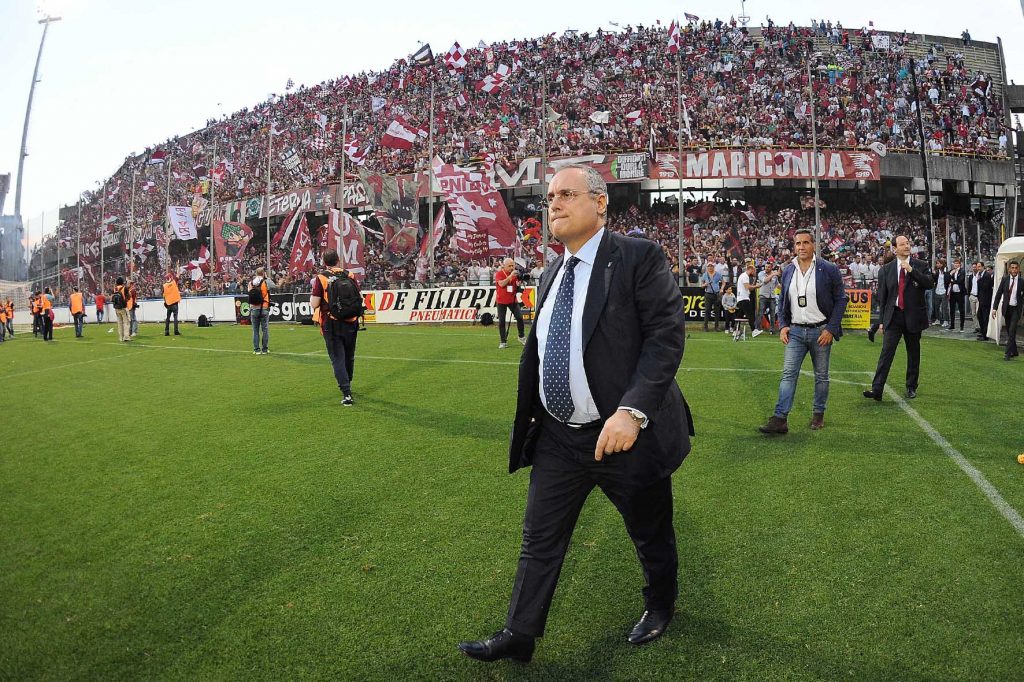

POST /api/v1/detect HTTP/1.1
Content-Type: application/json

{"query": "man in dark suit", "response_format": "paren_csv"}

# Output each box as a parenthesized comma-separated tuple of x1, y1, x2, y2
(458, 165, 693, 663)
(947, 258, 967, 331)
(758, 229, 848, 434)
(991, 261, 1022, 360)
(864, 235, 935, 400)
(968, 261, 994, 339)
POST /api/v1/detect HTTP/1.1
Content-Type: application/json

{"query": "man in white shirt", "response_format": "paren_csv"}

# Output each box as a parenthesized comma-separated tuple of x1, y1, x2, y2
(991, 261, 1022, 360)
(736, 263, 758, 339)
(759, 229, 848, 434)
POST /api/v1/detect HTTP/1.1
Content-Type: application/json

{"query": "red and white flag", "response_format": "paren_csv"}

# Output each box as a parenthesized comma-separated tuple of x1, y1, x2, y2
(339, 76, 352, 89)
(271, 209, 301, 250)
(181, 245, 211, 281)
(444, 42, 468, 73)
(326, 209, 367, 283)
(344, 136, 368, 165)
(455, 93, 468, 108)
(142, 180, 158, 192)
(475, 65, 511, 94)
(667, 20, 681, 54)
(625, 110, 643, 125)
(288, 214, 316, 275)
(147, 149, 167, 165)
(432, 158, 517, 259)
(381, 116, 427, 150)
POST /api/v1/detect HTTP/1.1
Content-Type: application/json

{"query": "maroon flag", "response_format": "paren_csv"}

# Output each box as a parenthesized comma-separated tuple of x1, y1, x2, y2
(329, 208, 367, 283)
(288, 214, 316, 275)
(358, 170, 420, 264)
(432, 158, 517, 259)
(380, 116, 427, 150)
(667, 20, 681, 54)
(213, 220, 254, 281)
(724, 225, 744, 264)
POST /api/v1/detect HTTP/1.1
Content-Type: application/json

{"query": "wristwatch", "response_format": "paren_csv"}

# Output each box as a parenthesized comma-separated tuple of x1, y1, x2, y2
(619, 407, 649, 429)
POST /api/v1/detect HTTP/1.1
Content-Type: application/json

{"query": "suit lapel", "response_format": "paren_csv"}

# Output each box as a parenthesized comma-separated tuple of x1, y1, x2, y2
(582, 231, 618, 349)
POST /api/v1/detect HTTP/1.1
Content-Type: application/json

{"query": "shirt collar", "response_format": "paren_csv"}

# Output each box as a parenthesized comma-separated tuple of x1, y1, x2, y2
(564, 228, 604, 267)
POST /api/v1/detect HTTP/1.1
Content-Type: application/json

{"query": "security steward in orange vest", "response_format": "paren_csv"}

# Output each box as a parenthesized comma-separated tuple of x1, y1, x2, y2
(40, 288, 54, 341)
(127, 279, 140, 338)
(70, 286, 86, 338)
(31, 292, 42, 337)
(4, 298, 13, 337)
(162, 272, 182, 336)
(310, 248, 361, 406)
(0, 301, 6, 343)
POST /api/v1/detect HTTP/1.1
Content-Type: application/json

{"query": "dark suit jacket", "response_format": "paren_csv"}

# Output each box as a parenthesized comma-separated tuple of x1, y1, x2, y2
(777, 258, 848, 338)
(968, 271, 994, 310)
(509, 231, 693, 486)
(948, 268, 966, 298)
(992, 274, 1023, 316)
(878, 258, 935, 333)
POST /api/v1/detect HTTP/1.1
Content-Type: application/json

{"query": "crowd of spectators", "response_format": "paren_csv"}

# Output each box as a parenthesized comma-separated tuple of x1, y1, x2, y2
(30, 16, 1013, 299)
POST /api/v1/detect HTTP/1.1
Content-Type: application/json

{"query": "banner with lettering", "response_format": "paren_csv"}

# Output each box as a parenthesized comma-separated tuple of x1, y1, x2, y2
(432, 159, 517, 259)
(651, 149, 881, 181)
(212, 220, 254, 281)
(168, 205, 198, 240)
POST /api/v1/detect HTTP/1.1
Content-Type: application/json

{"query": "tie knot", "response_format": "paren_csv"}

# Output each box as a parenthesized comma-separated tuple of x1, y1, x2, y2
(565, 256, 580, 272)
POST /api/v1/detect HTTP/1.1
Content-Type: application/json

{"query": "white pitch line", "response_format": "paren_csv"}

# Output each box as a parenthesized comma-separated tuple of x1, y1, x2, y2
(7, 348, 157, 379)
(884, 386, 1024, 539)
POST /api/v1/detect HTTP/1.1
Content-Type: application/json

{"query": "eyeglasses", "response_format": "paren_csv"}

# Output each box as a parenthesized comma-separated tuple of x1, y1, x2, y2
(542, 189, 601, 206)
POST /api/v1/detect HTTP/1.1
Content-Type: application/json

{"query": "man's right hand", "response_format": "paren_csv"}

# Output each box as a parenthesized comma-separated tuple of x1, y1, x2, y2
(780, 326, 790, 344)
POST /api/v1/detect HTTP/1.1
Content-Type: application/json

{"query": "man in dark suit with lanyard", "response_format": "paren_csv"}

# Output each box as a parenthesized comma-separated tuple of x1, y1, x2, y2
(864, 235, 935, 400)
(458, 165, 693, 663)
(991, 261, 1022, 360)
(758, 229, 847, 434)
(947, 258, 966, 331)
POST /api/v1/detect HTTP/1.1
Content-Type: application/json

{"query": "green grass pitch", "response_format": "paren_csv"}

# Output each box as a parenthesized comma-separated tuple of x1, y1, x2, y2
(2, 321, 1022, 680)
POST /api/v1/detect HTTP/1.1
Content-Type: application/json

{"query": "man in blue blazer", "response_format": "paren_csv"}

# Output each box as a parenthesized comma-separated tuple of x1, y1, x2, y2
(759, 229, 848, 434)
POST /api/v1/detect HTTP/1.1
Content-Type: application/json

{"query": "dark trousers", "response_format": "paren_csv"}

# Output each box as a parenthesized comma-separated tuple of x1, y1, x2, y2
(949, 294, 966, 329)
(164, 303, 179, 334)
(1004, 306, 1021, 358)
(42, 315, 53, 341)
(73, 313, 85, 337)
(33, 313, 42, 336)
(497, 302, 525, 343)
(323, 321, 358, 395)
(977, 299, 992, 337)
(871, 308, 921, 393)
(736, 299, 753, 326)
(506, 416, 678, 637)
(702, 292, 719, 330)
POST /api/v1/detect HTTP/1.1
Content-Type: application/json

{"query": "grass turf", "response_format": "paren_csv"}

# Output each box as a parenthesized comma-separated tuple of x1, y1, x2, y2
(1, 321, 1022, 680)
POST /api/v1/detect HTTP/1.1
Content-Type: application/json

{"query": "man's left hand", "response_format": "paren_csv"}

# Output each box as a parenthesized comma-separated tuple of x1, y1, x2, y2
(817, 329, 834, 346)
(595, 411, 640, 461)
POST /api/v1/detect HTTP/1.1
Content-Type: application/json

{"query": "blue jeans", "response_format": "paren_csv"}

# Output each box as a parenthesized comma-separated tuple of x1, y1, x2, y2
(250, 307, 269, 352)
(129, 308, 138, 336)
(773, 325, 832, 418)
(74, 313, 85, 337)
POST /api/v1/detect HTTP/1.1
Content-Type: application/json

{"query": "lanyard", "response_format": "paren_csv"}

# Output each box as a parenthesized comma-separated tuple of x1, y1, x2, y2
(795, 261, 815, 299)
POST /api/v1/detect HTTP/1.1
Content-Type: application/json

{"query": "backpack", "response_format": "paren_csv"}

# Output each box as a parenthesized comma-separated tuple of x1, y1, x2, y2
(112, 286, 127, 310)
(324, 270, 364, 321)
(248, 279, 265, 305)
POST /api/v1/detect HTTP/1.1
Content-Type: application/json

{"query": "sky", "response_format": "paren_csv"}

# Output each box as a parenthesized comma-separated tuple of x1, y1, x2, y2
(2, 0, 1022, 245)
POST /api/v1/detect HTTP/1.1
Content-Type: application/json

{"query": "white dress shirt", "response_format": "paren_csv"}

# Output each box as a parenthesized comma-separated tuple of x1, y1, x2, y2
(788, 257, 826, 325)
(536, 229, 603, 424)
(1010, 275, 1020, 307)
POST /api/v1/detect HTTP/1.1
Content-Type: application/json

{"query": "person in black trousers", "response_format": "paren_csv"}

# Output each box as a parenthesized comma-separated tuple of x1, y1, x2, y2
(968, 261, 994, 339)
(947, 258, 967, 331)
(864, 236, 935, 400)
(699, 262, 722, 331)
(458, 165, 692, 664)
(991, 261, 1022, 360)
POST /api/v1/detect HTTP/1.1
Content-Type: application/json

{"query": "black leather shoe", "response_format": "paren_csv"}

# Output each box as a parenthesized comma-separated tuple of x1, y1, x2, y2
(458, 628, 535, 663)
(628, 609, 673, 645)
(906, 388, 917, 399)
(863, 390, 882, 401)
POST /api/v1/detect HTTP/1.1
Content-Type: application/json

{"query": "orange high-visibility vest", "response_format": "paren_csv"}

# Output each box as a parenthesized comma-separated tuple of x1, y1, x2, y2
(70, 292, 85, 315)
(40, 295, 52, 311)
(163, 280, 181, 306)
(31, 298, 40, 314)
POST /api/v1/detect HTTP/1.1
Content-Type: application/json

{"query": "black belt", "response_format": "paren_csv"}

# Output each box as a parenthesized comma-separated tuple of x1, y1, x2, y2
(792, 320, 826, 328)
(543, 411, 601, 430)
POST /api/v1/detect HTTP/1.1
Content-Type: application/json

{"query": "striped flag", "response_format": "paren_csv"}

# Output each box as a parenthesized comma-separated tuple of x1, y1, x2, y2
(667, 20, 681, 54)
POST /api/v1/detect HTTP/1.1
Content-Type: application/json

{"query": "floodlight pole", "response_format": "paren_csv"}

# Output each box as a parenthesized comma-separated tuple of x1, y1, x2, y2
(807, 55, 822, 256)
(908, 57, 936, 266)
(14, 15, 61, 220)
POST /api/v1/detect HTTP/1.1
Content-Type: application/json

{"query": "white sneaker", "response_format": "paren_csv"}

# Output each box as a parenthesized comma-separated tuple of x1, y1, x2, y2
(518, 336, 526, 346)
(498, 342, 508, 349)
(751, 329, 763, 338)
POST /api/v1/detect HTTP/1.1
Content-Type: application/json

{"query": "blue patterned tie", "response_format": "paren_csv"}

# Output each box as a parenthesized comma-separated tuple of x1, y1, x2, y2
(543, 256, 580, 422)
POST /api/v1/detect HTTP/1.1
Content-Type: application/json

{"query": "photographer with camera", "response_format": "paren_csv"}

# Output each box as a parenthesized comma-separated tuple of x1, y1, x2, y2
(495, 258, 526, 349)
(311, 249, 364, 406)
(248, 267, 271, 355)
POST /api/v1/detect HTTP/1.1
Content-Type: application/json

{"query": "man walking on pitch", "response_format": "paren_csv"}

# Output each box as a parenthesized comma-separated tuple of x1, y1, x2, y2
(70, 286, 86, 338)
(864, 235, 934, 400)
(991, 261, 1022, 361)
(112, 277, 131, 342)
(759, 229, 848, 434)
(458, 165, 693, 663)
(311, 249, 363, 406)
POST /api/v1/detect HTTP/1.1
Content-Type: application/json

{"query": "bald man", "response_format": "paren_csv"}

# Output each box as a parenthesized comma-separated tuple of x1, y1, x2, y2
(495, 257, 526, 348)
